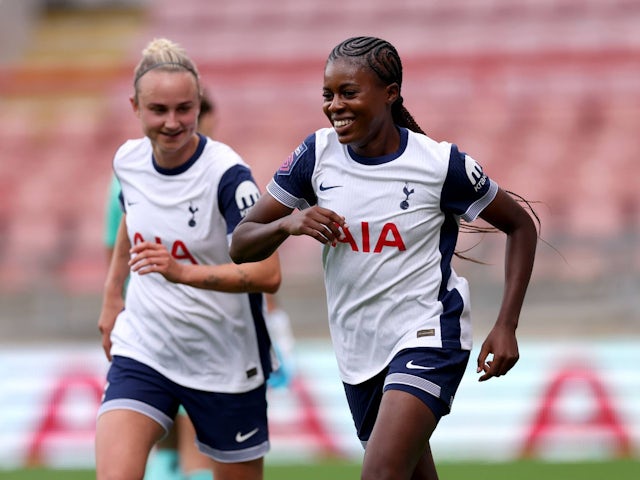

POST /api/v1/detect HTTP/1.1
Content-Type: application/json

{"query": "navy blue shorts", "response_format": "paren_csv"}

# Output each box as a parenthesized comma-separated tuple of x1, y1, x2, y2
(98, 356, 269, 463)
(343, 347, 470, 443)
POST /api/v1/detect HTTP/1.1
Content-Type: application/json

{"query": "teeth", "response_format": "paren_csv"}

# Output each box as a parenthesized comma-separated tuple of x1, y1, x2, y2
(334, 119, 352, 128)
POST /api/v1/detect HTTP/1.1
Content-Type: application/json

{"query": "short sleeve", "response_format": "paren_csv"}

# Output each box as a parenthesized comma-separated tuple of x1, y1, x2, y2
(218, 164, 261, 234)
(440, 144, 498, 222)
(268, 133, 317, 209)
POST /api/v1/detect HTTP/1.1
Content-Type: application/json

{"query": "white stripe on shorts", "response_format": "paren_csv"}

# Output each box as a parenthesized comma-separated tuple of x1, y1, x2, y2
(384, 372, 441, 399)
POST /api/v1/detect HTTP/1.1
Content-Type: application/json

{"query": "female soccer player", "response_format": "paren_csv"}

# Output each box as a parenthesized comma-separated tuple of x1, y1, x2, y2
(230, 36, 538, 480)
(96, 38, 280, 480)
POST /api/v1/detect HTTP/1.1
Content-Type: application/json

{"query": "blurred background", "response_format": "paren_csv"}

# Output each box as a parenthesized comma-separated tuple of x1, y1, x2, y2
(0, 0, 638, 470)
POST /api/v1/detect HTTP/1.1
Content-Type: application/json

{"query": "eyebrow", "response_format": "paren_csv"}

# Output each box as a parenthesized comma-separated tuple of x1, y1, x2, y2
(147, 100, 195, 108)
(324, 81, 360, 89)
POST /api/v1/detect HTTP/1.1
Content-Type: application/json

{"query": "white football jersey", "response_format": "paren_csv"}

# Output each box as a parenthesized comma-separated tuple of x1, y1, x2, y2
(111, 134, 272, 393)
(268, 127, 498, 384)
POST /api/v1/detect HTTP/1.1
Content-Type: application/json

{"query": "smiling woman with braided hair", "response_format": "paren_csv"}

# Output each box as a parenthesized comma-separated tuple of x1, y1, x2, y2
(230, 36, 538, 480)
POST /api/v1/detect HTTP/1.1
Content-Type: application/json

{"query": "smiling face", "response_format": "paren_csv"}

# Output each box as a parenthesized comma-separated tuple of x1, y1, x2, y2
(322, 57, 399, 157)
(131, 69, 200, 165)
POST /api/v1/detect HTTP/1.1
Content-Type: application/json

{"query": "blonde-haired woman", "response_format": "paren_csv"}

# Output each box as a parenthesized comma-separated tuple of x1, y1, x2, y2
(96, 38, 280, 480)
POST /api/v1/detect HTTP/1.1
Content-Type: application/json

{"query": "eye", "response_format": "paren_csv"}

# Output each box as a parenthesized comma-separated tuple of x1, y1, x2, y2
(322, 91, 333, 102)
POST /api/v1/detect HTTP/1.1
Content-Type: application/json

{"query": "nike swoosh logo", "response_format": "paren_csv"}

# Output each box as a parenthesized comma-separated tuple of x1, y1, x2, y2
(319, 182, 342, 191)
(235, 427, 259, 443)
(406, 360, 435, 370)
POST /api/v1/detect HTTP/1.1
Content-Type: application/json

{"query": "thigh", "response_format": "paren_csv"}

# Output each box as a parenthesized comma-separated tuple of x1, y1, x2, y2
(96, 356, 182, 479)
(353, 348, 470, 480)
(362, 390, 438, 480)
(212, 457, 263, 480)
(95, 408, 165, 480)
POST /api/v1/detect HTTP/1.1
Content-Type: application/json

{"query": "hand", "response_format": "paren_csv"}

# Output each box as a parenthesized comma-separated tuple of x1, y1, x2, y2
(97, 298, 124, 362)
(476, 324, 519, 382)
(280, 206, 346, 245)
(129, 241, 184, 283)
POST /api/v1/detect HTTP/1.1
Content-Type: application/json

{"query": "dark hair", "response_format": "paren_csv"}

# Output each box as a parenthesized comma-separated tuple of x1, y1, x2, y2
(199, 89, 215, 118)
(327, 36, 425, 135)
(329, 37, 541, 258)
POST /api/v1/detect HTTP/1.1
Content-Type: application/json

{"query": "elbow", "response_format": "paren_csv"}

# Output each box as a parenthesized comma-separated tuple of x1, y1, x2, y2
(230, 252, 244, 264)
(522, 212, 539, 246)
(248, 258, 281, 294)
(229, 242, 241, 263)
(510, 207, 538, 240)
(229, 239, 263, 265)
(264, 268, 282, 294)
(229, 243, 250, 264)
(230, 245, 269, 265)
(510, 212, 538, 258)
(259, 277, 281, 295)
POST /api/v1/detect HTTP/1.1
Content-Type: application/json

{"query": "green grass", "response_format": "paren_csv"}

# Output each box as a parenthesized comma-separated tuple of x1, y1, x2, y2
(437, 459, 640, 480)
(1, 459, 638, 479)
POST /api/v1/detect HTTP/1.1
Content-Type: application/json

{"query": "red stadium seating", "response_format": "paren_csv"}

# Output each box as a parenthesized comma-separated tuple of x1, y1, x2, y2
(0, 0, 639, 292)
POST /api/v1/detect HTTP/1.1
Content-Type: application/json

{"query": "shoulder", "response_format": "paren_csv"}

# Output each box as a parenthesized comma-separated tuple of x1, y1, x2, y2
(282, 128, 338, 170)
(400, 130, 455, 177)
(295, 127, 337, 156)
(114, 137, 149, 160)
(204, 138, 247, 167)
(407, 130, 452, 159)
(314, 127, 337, 144)
(203, 137, 242, 157)
(275, 130, 319, 177)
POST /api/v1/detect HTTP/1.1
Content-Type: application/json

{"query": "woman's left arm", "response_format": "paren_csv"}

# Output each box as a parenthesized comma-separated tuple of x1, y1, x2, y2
(475, 187, 538, 381)
(129, 242, 281, 294)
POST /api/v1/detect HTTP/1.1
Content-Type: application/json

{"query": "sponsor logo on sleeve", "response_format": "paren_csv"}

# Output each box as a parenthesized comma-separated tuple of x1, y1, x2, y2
(235, 181, 261, 218)
(464, 155, 488, 192)
(277, 142, 308, 175)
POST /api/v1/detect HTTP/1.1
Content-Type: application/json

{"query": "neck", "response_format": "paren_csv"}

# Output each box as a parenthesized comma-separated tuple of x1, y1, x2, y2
(352, 125, 400, 158)
(154, 134, 199, 169)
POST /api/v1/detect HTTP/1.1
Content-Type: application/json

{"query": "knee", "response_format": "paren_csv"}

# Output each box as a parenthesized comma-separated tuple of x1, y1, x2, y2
(96, 466, 145, 480)
(361, 460, 407, 480)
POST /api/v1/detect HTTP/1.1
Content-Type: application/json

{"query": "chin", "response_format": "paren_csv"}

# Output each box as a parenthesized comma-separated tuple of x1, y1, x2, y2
(335, 131, 355, 145)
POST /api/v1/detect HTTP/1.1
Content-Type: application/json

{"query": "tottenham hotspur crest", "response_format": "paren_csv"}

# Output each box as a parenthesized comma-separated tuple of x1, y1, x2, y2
(188, 202, 199, 227)
(400, 183, 414, 210)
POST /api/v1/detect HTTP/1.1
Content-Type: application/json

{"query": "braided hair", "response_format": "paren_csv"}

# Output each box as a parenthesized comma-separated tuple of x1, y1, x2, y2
(328, 37, 541, 258)
(328, 36, 425, 135)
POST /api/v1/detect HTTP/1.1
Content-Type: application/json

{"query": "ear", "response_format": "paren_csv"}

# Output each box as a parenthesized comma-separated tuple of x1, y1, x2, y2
(129, 95, 139, 115)
(386, 83, 400, 105)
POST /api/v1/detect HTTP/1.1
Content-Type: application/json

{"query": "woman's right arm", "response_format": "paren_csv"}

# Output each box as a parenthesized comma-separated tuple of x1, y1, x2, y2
(98, 216, 130, 360)
(230, 195, 293, 263)
(230, 193, 346, 264)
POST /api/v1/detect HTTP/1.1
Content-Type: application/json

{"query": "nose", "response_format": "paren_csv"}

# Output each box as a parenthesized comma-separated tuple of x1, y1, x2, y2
(327, 96, 344, 112)
(164, 111, 180, 129)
